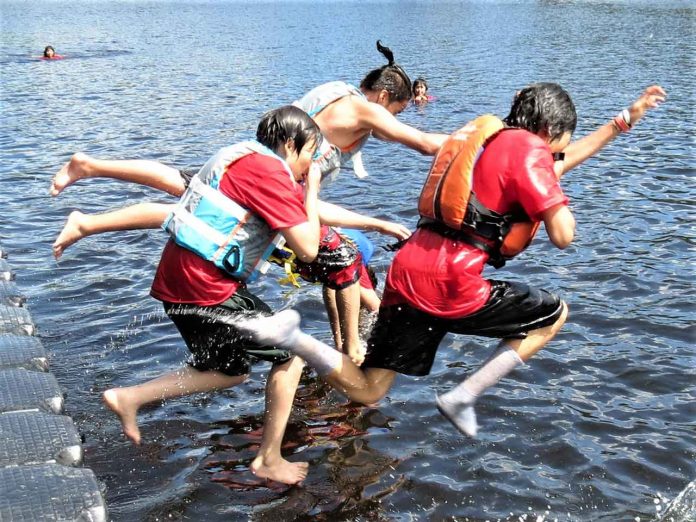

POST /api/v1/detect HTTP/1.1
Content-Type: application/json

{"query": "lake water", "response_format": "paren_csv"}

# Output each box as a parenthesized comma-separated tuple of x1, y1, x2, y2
(1, 1, 694, 520)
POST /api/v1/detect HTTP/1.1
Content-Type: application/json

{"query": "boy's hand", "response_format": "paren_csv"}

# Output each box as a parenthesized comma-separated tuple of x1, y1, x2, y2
(304, 163, 322, 194)
(375, 220, 411, 240)
(628, 85, 666, 127)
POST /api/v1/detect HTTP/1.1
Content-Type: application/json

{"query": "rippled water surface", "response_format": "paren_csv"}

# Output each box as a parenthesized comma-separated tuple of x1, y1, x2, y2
(1, 1, 694, 520)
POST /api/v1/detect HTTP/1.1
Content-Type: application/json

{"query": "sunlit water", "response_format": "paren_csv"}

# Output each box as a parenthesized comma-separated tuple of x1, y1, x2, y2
(1, 1, 694, 520)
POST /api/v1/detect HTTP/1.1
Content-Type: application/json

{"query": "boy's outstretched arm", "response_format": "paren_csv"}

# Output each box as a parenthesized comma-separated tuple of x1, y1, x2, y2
(316, 200, 411, 240)
(560, 85, 666, 176)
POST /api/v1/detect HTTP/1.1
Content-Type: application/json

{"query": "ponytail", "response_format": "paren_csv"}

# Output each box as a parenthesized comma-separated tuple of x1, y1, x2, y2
(360, 40, 412, 103)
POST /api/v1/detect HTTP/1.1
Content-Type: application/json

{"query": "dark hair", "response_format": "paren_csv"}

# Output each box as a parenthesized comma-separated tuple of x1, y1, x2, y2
(360, 40, 412, 103)
(503, 83, 577, 142)
(413, 78, 428, 95)
(256, 105, 322, 154)
(43, 46, 55, 57)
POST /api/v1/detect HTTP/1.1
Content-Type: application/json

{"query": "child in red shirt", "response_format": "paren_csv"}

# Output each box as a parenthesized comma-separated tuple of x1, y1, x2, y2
(104, 106, 322, 485)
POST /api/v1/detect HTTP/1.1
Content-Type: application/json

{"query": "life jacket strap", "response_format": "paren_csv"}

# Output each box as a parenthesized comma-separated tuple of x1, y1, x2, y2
(416, 214, 508, 269)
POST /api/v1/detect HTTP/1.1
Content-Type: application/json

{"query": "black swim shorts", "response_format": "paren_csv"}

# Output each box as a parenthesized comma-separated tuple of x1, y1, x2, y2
(163, 287, 292, 376)
(294, 226, 362, 290)
(178, 167, 198, 189)
(362, 280, 564, 377)
(179, 168, 200, 188)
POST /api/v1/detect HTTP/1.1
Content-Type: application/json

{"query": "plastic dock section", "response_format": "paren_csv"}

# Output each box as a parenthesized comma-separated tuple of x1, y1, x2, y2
(0, 246, 107, 521)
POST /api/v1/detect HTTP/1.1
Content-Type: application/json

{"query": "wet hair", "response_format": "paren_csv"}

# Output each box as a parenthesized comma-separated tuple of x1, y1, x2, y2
(503, 82, 577, 142)
(413, 78, 428, 95)
(360, 40, 412, 103)
(256, 105, 322, 155)
(43, 46, 55, 57)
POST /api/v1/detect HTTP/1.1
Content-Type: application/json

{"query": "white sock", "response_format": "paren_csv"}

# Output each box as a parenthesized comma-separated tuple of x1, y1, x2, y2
(290, 331, 343, 376)
(437, 343, 523, 437)
(237, 309, 342, 376)
(235, 309, 302, 347)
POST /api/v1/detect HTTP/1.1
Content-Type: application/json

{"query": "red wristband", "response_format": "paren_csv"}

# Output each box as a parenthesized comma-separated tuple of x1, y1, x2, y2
(613, 115, 630, 132)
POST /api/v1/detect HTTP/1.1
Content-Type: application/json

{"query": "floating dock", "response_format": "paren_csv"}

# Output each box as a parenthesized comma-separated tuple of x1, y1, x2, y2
(0, 245, 107, 521)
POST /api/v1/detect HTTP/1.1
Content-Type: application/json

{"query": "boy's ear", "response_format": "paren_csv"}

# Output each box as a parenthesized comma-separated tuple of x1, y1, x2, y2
(283, 138, 296, 157)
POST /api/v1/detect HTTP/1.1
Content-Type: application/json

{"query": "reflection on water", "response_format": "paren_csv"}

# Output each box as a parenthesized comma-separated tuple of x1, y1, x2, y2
(1, 0, 694, 520)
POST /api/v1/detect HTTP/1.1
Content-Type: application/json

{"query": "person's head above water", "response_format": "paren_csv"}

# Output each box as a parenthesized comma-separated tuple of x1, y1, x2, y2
(413, 78, 429, 98)
(360, 40, 412, 115)
(256, 105, 322, 181)
(43, 46, 56, 58)
(503, 82, 577, 150)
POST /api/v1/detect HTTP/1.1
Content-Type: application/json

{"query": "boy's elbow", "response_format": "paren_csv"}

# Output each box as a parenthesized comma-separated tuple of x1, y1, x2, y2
(551, 223, 575, 249)
(543, 205, 575, 249)
(552, 232, 574, 249)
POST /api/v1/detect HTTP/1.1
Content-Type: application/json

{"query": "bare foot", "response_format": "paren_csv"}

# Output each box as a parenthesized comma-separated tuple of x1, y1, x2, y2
(102, 388, 142, 445)
(250, 455, 308, 485)
(50, 152, 92, 196)
(53, 211, 88, 259)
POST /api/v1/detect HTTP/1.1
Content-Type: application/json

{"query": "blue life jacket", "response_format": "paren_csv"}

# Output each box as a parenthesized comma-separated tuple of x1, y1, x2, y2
(163, 141, 291, 282)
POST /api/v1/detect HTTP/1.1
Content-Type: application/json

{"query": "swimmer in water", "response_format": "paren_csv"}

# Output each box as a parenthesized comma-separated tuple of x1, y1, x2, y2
(412, 77, 431, 104)
(42, 46, 63, 60)
(50, 40, 446, 365)
(236, 85, 666, 445)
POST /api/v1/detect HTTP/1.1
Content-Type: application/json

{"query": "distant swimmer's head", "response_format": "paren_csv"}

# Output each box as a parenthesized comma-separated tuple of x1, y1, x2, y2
(43, 46, 56, 58)
(360, 40, 412, 116)
(412, 77, 429, 104)
(257, 105, 322, 181)
(503, 82, 577, 151)
(413, 78, 428, 97)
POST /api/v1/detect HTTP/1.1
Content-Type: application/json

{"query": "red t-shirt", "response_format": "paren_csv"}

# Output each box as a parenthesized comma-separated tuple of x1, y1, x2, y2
(151, 153, 308, 306)
(382, 129, 569, 318)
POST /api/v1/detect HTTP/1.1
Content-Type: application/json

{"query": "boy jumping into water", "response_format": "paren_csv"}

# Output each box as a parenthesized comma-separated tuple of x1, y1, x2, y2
(238, 84, 666, 440)
(103, 106, 322, 485)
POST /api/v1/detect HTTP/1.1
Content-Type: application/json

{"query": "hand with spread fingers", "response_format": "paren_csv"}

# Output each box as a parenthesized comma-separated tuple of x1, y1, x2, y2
(628, 85, 667, 127)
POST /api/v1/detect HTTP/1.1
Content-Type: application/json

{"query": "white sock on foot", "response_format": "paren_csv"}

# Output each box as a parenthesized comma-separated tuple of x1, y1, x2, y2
(237, 309, 342, 376)
(437, 343, 523, 437)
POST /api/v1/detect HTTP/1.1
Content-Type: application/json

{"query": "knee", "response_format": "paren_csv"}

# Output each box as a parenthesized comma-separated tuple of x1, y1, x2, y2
(353, 390, 387, 406)
(350, 380, 390, 405)
(559, 300, 569, 323)
(224, 373, 248, 388)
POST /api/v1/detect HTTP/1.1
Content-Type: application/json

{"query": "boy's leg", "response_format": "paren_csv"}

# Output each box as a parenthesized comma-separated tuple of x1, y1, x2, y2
(359, 285, 381, 313)
(165, 293, 308, 484)
(53, 202, 174, 258)
(334, 281, 364, 364)
(322, 286, 343, 351)
(323, 277, 381, 355)
(251, 356, 308, 484)
(508, 301, 568, 361)
(103, 366, 247, 445)
(51, 152, 186, 197)
(299, 227, 363, 364)
(438, 300, 569, 437)
(238, 309, 397, 405)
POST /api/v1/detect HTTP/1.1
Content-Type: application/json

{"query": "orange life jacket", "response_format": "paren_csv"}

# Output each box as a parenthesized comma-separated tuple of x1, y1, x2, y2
(417, 115, 540, 268)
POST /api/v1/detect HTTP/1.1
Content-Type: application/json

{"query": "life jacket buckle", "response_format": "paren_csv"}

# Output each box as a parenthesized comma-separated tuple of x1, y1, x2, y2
(221, 244, 242, 274)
